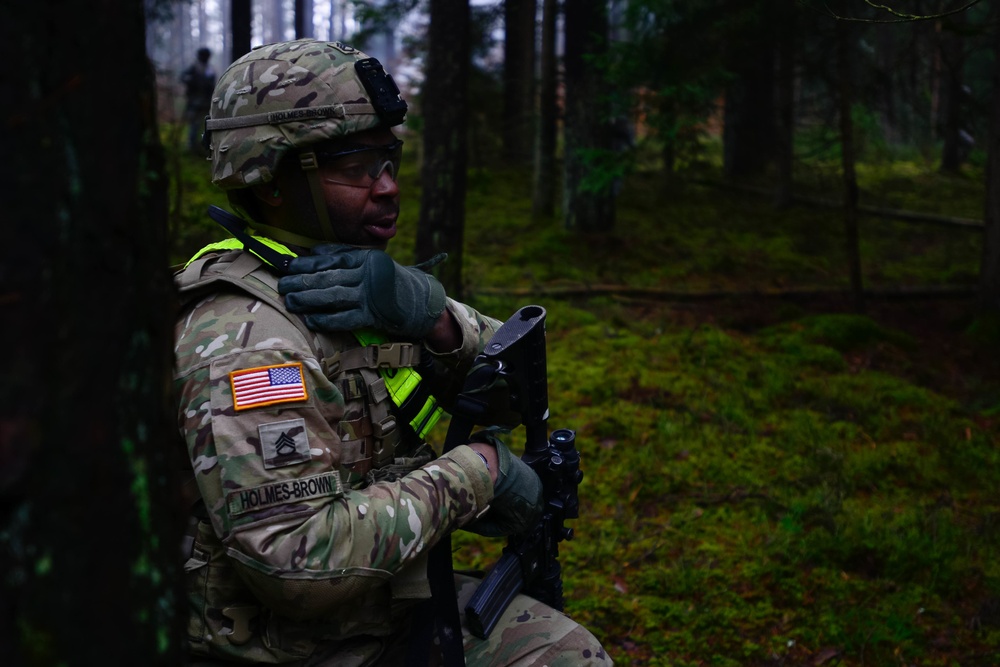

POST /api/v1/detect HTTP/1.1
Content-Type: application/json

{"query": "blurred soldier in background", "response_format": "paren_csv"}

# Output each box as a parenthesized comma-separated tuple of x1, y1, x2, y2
(173, 39, 611, 666)
(180, 46, 216, 153)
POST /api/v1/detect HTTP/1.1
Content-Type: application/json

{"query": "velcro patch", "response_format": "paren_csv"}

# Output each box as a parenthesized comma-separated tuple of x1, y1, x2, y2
(227, 472, 340, 517)
(330, 41, 358, 54)
(259, 418, 310, 469)
(230, 362, 308, 411)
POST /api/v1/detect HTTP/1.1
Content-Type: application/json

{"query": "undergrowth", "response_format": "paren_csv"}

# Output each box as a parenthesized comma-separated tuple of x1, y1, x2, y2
(166, 124, 999, 665)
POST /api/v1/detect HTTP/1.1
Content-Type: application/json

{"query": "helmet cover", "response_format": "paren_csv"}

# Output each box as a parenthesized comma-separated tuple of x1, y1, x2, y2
(206, 39, 407, 190)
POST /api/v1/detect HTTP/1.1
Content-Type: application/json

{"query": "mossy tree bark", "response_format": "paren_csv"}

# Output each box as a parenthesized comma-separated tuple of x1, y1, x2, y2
(0, 1, 181, 664)
(532, 0, 559, 219)
(563, 0, 616, 232)
(416, 0, 470, 298)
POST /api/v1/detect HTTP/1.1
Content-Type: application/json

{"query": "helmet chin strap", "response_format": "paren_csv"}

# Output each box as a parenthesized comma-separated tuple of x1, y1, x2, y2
(247, 220, 326, 251)
(299, 150, 340, 244)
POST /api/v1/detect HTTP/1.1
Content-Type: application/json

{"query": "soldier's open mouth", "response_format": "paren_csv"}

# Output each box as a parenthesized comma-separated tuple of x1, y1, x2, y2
(365, 220, 397, 242)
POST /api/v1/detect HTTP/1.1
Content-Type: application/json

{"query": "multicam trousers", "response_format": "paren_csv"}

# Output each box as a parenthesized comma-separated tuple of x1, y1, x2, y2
(188, 574, 612, 667)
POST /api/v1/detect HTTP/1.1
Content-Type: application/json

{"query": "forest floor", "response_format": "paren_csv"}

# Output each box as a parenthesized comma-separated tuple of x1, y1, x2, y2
(669, 293, 998, 411)
(573, 291, 1000, 667)
(168, 130, 1000, 666)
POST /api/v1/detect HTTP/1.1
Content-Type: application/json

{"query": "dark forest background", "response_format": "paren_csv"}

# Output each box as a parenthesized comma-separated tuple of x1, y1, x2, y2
(2, 0, 999, 665)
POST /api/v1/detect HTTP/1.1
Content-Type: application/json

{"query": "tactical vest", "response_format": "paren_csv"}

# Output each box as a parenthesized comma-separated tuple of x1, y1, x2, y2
(176, 241, 444, 483)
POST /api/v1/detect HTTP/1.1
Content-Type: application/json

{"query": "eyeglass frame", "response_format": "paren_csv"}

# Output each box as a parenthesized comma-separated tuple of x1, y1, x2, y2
(312, 139, 404, 189)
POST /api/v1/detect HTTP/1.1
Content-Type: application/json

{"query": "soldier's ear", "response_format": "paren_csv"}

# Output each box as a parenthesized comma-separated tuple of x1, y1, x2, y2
(251, 182, 282, 207)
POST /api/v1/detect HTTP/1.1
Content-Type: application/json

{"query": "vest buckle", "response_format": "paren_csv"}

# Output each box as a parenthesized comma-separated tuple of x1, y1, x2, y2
(366, 342, 419, 369)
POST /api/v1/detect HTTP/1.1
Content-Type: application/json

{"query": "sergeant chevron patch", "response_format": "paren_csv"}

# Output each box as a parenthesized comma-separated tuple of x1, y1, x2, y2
(259, 418, 311, 469)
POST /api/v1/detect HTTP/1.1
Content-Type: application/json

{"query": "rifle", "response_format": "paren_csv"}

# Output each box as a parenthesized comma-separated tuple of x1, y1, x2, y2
(442, 305, 583, 639)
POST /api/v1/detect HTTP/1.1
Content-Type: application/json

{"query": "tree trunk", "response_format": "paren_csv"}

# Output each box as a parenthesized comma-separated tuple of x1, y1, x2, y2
(563, 0, 615, 232)
(171, 2, 188, 79)
(1, 1, 181, 664)
(232, 0, 252, 61)
(267, 0, 284, 44)
(929, 18, 944, 151)
(358, 1, 398, 69)
(198, 0, 209, 52)
(773, 8, 795, 209)
(875, 23, 899, 145)
(660, 103, 677, 176)
(295, 0, 313, 38)
(531, 0, 558, 218)
(723, 3, 776, 180)
(503, 0, 537, 165)
(938, 14, 966, 174)
(339, 0, 349, 38)
(979, 14, 1000, 319)
(330, 0, 341, 39)
(836, 17, 865, 314)
(222, 0, 232, 67)
(416, 0, 470, 299)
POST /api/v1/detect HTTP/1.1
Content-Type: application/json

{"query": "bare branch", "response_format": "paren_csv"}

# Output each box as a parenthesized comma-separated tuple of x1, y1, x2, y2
(806, 0, 984, 24)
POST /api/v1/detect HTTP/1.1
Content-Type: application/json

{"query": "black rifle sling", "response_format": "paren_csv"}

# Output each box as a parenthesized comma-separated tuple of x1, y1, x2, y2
(402, 383, 482, 666)
(406, 372, 495, 666)
(207, 205, 293, 274)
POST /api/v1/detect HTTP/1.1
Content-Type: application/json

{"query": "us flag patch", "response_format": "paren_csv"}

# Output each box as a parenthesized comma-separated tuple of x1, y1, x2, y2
(230, 363, 308, 411)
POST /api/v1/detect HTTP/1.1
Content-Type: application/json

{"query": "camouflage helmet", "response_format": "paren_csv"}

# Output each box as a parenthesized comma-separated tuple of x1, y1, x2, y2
(205, 39, 407, 190)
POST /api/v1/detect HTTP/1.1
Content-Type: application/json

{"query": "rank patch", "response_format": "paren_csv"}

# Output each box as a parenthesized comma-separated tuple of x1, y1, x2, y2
(259, 418, 311, 469)
(230, 362, 308, 411)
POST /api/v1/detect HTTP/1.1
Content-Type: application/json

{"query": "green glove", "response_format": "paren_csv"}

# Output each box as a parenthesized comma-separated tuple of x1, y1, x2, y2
(278, 245, 447, 339)
(465, 432, 543, 538)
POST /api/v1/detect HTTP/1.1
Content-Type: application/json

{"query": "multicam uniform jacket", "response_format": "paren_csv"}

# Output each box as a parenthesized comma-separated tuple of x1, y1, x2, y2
(173, 248, 502, 663)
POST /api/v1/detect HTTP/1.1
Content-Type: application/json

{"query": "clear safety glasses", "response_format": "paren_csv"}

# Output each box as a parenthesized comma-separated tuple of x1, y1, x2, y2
(316, 139, 403, 189)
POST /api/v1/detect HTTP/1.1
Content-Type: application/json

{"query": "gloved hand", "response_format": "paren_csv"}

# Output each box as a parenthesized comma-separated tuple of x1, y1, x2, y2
(465, 432, 543, 537)
(277, 244, 447, 339)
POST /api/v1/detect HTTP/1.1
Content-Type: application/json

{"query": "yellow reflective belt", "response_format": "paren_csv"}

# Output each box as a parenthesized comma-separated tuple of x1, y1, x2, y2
(186, 239, 444, 439)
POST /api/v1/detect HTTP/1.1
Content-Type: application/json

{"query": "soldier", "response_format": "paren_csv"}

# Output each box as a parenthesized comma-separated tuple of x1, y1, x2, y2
(180, 46, 217, 153)
(174, 39, 611, 666)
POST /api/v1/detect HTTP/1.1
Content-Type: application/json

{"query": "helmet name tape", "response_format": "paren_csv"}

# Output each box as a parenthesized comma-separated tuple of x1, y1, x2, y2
(355, 58, 407, 126)
(206, 104, 347, 132)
